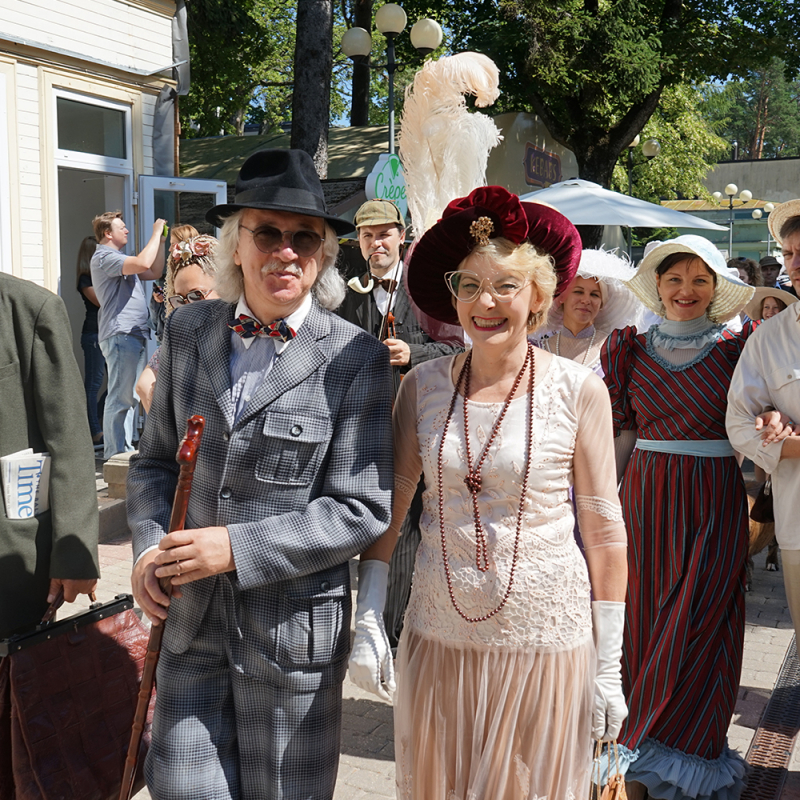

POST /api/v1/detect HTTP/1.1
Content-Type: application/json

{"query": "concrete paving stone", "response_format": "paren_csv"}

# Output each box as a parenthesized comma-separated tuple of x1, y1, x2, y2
(333, 789, 369, 800)
(83, 516, 800, 800)
(342, 764, 396, 795)
(341, 711, 388, 736)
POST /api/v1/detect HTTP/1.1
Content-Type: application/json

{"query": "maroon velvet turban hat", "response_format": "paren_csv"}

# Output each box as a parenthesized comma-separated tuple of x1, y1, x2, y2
(407, 186, 582, 326)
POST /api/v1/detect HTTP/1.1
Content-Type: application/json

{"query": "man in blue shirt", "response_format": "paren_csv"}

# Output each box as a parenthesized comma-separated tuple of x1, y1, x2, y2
(90, 211, 166, 457)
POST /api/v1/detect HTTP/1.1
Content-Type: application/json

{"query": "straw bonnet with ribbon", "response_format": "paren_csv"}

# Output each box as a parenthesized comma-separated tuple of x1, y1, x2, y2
(768, 199, 800, 246)
(407, 186, 582, 326)
(627, 234, 754, 324)
(546, 248, 643, 335)
(744, 285, 797, 321)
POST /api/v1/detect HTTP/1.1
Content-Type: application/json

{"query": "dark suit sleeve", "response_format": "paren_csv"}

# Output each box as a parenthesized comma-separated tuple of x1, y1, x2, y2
(32, 293, 99, 578)
(408, 340, 462, 368)
(228, 345, 394, 591)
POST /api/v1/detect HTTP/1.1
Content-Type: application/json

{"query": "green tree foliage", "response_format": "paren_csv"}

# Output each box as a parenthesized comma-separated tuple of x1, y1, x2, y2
(701, 59, 800, 159)
(182, 0, 349, 139)
(399, 0, 800, 190)
(181, 0, 292, 138)
(611, 85, 728, 203)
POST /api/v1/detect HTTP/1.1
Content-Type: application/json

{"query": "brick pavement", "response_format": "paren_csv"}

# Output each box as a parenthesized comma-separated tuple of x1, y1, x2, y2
(66, 462, 797, 798)
(65, 537, 797, 800)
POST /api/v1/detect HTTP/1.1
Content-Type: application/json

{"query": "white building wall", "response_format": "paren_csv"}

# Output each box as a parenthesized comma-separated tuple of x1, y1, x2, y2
(2, 0, 173, 74)
(0, 0, 175, 286)
(15, 63, 44, 284)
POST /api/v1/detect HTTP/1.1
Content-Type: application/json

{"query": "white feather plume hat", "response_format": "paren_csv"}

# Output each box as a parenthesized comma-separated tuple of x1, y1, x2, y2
(627, 234, 753, 323)
(547, 248, 643, 333)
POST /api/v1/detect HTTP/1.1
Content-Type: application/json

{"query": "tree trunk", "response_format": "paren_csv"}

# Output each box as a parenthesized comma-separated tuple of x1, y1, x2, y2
(350, 0, 372, 126)
(291, 0, 334, 178)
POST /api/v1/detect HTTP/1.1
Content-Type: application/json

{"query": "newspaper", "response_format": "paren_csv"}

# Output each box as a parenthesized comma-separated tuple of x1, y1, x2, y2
(1, 449, 51, 519)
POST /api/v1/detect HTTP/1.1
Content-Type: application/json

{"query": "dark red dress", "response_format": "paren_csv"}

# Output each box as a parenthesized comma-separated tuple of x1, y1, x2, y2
(601, 324, 751, 800)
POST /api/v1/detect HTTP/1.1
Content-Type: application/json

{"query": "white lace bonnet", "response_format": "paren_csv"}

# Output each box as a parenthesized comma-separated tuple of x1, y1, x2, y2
(547, 248, 644, 333)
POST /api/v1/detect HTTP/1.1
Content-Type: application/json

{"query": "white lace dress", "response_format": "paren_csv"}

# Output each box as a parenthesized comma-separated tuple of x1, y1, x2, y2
(390, 352, 627, 800)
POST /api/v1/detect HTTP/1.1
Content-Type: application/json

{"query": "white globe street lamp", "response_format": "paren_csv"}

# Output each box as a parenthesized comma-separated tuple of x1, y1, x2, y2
(341, 4, 442, 154)
(718, 184, 752, 257)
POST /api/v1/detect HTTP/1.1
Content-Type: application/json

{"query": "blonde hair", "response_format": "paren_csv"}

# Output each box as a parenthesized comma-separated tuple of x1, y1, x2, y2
(214, 210, 345, 310)
(170, 224, 200, 244)
(164, 234, 219, 315)
(459, 237, 557, 333)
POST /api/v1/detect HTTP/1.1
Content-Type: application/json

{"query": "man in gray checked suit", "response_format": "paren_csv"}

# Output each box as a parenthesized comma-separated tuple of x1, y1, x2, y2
(127, 149, 393, 800)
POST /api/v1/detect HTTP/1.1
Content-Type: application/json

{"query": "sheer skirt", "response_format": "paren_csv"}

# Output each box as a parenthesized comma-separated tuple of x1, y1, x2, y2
(394, 628, 595, 800)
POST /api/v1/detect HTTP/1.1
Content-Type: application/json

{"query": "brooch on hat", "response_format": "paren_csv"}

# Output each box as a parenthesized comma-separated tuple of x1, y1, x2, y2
(470, 216, 494, 247)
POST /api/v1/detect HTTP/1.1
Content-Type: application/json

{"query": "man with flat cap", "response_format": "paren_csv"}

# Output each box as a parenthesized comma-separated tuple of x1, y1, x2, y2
(126, 149, 393, 799)
(337, 199, 461, 658)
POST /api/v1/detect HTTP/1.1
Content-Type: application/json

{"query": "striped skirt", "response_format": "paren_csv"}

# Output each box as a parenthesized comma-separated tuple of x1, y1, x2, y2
(619, 449, 747, 765)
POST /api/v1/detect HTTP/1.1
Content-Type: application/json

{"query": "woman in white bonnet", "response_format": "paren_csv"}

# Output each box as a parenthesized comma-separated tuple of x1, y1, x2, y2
(537, 248, 643, 374)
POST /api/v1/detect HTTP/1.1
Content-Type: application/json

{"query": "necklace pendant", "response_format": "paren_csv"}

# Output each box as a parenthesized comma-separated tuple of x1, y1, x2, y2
(464, 470, 482, 494)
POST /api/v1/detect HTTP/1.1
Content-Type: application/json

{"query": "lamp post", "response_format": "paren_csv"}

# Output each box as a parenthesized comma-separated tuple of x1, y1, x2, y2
(719, 184, 752, 258)
(341, 4, 442, 154)
(625, 136, 661, 256)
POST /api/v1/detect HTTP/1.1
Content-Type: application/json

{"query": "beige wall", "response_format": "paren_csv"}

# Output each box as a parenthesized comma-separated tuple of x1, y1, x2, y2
(704, 159, 800, 205)
(487, 112, 580, 196)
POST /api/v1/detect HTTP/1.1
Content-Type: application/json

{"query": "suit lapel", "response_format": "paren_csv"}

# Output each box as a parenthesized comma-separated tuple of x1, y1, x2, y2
(235, 301, 330, 428)
(392, 281, 411, 328)
(196, 302, 236, 428)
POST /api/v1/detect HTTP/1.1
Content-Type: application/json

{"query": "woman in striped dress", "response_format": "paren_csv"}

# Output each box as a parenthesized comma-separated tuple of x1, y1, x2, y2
(601, 236, 756, 800)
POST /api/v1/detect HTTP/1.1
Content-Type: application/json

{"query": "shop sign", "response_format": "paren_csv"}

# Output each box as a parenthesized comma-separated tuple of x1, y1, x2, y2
(365, 153, 407, 218)
(523, 142, 561, 187)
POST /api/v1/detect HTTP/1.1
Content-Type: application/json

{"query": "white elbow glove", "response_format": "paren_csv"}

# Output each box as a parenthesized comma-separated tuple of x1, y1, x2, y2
(348, 559, 396, 702)
(592, 600, 628, 741)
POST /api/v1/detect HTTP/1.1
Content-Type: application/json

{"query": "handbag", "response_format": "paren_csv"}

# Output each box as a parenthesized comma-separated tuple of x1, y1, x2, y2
(594, 740, 627, 800)
(750, 477, 775, 524)
(0, 594, 154, 800)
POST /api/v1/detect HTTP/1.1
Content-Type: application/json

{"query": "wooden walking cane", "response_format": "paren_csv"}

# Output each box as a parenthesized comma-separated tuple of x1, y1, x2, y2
(119, 414, 206, 800)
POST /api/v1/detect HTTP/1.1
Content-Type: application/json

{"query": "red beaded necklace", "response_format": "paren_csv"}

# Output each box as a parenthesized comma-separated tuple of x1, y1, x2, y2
(437, 343, 535, 623)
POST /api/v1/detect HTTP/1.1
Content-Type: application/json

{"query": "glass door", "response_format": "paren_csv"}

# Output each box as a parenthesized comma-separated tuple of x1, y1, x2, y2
(138, 175, 228, 240)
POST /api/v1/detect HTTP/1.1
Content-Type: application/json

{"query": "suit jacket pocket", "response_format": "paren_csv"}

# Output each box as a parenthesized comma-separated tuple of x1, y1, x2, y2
(0, 360, 21, 385)
(276, 584, 350, 667)
(255, 412, 330, 486)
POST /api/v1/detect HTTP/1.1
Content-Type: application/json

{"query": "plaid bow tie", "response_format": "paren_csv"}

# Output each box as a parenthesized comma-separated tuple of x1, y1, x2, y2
(228, 314, 296, 342)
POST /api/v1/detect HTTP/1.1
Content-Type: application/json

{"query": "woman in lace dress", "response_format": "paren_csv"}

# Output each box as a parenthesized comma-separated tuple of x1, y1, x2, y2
(348, 187, 629, 800)
(537, 249, 642, 375)
(601, 235, 756, 800)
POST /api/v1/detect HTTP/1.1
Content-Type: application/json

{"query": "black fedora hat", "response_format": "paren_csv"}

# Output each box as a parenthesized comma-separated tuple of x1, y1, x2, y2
(206, 149, 355, 235)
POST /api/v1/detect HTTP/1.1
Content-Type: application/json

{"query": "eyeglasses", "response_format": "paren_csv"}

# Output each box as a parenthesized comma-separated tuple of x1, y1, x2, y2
(239, 224, 324, 257)
(444, 270, 531, 303)
(168, 288, 212, 309)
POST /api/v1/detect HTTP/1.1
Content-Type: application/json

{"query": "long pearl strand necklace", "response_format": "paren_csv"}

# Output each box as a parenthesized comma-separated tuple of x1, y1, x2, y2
(554, 327, 597, 367)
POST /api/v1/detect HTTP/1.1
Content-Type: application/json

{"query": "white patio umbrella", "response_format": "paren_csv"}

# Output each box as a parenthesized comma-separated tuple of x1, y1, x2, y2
(520, 179, 728, 231)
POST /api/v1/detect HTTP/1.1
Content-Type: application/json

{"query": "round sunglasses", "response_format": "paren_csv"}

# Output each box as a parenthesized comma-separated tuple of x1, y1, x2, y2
(168, 288, 213, 309)
(239, 224, 324, 257)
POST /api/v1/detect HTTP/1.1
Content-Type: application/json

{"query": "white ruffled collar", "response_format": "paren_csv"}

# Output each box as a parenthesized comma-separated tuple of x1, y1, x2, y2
(649, 315, 723, 351)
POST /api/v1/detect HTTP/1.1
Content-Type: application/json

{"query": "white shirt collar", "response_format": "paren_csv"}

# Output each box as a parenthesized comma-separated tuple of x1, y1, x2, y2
(233, 292, 313, 352)
(374, 260, 403, 283)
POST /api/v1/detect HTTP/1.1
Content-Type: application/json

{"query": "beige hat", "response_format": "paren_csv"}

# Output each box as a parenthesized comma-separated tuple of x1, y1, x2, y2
(628, 234, 754, 323)
(744, 286, 797, 321)
(354, 199, 405, 229)
(768, 199, 800, 245)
